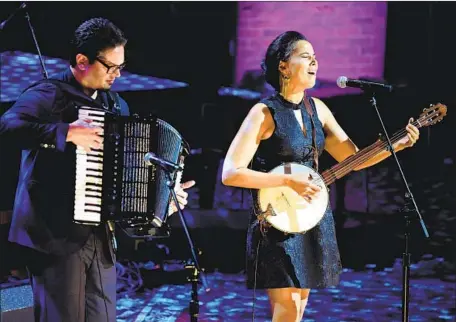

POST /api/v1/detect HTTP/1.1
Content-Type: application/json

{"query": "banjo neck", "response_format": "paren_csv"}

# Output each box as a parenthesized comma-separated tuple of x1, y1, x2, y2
(320, 104, 446, 186)
(321, 123, 419, 186)
(321, 138, 393, 186)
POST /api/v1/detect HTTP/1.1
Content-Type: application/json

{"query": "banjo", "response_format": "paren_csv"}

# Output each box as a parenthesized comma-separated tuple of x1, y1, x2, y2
(257, 103, 447, 234)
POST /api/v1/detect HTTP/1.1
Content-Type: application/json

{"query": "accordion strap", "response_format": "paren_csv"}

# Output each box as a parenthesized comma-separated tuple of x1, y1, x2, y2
(23, 79, 105, 110)
(24, 79, 126, 115)
(102, 91, 123, 115)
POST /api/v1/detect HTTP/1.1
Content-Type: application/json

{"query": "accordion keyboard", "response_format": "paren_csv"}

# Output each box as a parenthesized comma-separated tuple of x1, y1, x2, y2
(74, 108, 106, 225)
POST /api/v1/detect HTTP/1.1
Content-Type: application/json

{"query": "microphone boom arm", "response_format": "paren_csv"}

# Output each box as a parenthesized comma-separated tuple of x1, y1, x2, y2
(24, 9, 48, 79)
(0, 3, 27, 31)
(0, 3, 49, 79)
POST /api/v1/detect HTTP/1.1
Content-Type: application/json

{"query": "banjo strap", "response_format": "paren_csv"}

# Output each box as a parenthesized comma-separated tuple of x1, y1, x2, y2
(303, 96, 319, 172)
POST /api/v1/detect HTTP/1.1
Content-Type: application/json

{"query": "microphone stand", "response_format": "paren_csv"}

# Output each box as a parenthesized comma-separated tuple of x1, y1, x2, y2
(0, 3, 48, 79)
(24, 9, 48, 79)
(163, 168, 210, 322)
(367, 93, 429, 322)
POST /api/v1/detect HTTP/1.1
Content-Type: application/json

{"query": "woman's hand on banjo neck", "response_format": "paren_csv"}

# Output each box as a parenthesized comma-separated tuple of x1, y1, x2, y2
(285, 173, 321, 203)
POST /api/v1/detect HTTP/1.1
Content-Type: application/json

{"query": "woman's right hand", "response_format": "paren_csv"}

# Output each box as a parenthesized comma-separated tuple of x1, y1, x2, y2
(286, 173, 321, 202)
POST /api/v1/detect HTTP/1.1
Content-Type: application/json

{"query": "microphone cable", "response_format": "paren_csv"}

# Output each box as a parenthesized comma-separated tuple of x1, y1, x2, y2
(251, 237, 262, 322)
(247, 157, 264, 322)
(249, 167, 264, 322)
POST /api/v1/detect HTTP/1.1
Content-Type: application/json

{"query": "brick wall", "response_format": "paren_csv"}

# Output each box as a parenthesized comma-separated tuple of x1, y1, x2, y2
(235, 2, 388, 86)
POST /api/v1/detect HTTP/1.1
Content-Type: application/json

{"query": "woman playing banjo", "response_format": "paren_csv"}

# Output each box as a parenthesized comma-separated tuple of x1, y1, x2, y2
(222, 31, 420, 322)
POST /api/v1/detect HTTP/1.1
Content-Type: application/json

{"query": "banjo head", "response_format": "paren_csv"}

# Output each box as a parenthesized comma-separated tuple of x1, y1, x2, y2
(258, 163, 329, 234)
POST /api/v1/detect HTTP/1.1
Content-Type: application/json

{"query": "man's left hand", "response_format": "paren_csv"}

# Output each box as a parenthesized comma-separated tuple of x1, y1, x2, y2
(169, 180, 196, 215)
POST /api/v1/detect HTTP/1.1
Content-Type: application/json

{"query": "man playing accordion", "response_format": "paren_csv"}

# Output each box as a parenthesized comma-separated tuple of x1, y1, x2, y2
(0, 17, 194, 322)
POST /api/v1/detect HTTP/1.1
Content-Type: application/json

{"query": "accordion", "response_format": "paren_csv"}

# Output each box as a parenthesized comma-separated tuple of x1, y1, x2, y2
(74, 107, 189, 232)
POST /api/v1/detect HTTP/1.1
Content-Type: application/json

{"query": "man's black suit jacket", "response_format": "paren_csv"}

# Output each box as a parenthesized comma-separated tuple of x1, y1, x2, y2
(0, 68, 129, 259)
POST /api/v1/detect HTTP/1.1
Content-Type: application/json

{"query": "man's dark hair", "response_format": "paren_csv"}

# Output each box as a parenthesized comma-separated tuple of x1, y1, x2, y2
(261, 31, 307, 91)
(69, 17, 127, 67)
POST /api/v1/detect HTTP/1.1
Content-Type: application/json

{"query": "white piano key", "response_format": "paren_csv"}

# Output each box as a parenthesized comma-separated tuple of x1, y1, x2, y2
(74, 204, 101, 212)
(85, 163, 103, 170)
(74, 211, 101, 223)
(85, 192, 102, 198)
(85, 185, 102, 191)
(83, 197, 102, 205)
(79, 109, 106, 116)
(87, 156, 103, 163)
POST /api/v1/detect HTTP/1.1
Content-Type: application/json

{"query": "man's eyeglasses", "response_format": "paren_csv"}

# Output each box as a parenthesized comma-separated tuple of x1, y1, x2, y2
(95, 57, 126, 74)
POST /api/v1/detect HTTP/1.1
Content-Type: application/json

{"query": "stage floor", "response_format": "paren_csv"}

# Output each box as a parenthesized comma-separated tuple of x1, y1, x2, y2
(114, 261, 455, 322)
(1, 258, 454, 321)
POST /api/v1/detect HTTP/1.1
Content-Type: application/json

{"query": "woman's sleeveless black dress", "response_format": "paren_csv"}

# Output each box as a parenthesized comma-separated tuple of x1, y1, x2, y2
(246, 93, 342, 289)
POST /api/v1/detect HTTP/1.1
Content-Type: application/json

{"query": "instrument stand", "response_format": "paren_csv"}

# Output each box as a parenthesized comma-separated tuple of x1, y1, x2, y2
(367, 93, 429, 322)
(164, 170, 210, 322)
(185, 260, 200, 322)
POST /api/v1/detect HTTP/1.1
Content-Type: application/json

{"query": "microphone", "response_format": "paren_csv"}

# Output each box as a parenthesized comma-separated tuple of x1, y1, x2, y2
(337, 76, 393, 93)
(144, 152, 182, 172)
(0, 3, 27, 31)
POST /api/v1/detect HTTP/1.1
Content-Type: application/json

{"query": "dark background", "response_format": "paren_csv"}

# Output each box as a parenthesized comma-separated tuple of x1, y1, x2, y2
(0, 2, 237, 95)
(0, 2, 455, 274)
(1, 2, 455, 148)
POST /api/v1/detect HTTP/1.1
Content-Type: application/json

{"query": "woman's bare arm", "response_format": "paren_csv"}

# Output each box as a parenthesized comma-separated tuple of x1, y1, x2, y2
(222, 103, 292, 189)
(314, 98, 418, 171)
